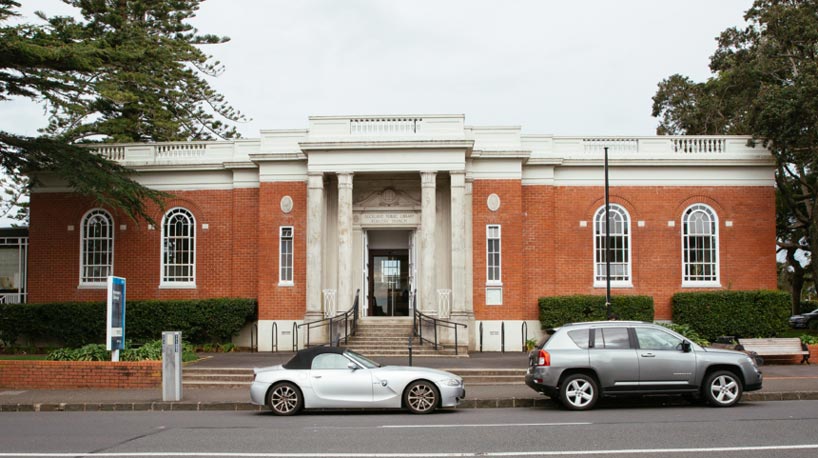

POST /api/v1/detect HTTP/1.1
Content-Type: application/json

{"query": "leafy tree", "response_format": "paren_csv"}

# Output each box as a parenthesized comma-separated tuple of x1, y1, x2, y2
(0, 0, 244, 222)
(652, 0, 818, 314)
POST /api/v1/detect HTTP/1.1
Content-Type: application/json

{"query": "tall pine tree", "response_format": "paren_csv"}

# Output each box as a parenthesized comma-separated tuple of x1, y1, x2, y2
(0, 0, 244, 222)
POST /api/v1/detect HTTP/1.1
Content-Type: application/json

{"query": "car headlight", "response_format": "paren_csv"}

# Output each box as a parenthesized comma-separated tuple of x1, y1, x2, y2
(745, 355, 758, 368)
(442, 378, 462, 387)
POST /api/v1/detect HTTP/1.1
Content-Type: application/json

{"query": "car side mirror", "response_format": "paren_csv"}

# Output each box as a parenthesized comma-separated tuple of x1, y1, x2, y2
(347, 362, 359, 371)
(681, 341, 692, 353)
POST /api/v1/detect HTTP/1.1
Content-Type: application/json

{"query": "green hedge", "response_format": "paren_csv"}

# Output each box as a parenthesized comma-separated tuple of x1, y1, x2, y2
(538, 295, 654, 330)
(671, 290, 789, 340)
(0, 298, 257, 347)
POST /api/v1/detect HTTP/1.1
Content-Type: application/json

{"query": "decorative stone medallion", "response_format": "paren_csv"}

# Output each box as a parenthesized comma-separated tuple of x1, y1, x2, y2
(280, 195, 293, 214)
(487, 193, 501, 212)
(380, 188, 398, 206)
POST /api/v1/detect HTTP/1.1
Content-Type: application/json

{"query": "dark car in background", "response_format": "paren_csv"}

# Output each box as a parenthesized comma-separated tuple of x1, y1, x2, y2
(789, 308, 818, 329)
(525, 321, 763, 410)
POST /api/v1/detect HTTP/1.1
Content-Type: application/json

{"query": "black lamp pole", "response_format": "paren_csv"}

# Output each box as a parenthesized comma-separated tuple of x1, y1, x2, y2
(604, 146, 612, 319)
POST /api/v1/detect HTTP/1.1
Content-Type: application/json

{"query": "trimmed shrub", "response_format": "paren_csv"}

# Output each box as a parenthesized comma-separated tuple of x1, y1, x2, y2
(0, 298, 256, 347)
(538, 295, 654, 330)
(671, 290, 789, 340)
(47, 340, 198, 362)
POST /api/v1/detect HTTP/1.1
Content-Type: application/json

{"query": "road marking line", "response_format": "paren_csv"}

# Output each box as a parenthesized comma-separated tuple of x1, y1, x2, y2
(380, 422, 591, 429)
(2, 444, 818, 457)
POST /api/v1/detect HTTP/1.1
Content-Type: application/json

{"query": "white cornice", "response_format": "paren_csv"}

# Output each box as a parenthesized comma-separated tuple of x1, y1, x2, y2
(471, 150, 531, 159)
(298, 140, 474, 152)
(248, 152, 307, 162)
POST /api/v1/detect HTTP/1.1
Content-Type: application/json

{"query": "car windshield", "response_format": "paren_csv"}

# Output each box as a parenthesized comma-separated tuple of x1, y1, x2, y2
(345, 350, 381, 368)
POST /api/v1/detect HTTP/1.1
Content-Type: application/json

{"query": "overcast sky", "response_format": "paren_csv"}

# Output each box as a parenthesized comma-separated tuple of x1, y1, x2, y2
(4, 0, 754, 138)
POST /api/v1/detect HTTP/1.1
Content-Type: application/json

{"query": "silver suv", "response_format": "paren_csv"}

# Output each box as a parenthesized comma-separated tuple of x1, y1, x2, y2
(525, 321, 763, 410)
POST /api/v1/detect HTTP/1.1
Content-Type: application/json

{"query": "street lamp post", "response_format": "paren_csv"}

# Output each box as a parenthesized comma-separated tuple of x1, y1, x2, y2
(604, 146, 612, 319)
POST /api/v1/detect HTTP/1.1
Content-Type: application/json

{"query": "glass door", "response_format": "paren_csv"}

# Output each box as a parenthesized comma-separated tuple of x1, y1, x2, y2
(368, 250, 410, 316)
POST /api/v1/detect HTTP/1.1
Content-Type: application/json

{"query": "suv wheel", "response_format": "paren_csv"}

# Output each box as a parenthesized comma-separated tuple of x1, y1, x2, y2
(703, 370, 742, 407)
(560, 373, 598, 411)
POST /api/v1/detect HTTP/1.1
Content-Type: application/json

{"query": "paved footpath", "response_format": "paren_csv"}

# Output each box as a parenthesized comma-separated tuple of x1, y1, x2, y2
(2, 352, 818, 412)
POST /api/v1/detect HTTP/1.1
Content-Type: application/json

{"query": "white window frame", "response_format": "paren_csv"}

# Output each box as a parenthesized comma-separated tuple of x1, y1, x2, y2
(279, 226, 294, 286)
(593, 204, 632, 288)
(681, 203, 720, 287)
(486, 224, 502, 286)
(160, 207, 196, 288)
(79, 209, 114, 287)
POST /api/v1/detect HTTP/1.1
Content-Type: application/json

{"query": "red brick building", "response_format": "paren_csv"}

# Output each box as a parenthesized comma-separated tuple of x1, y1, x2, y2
(27, 115, 777, 350)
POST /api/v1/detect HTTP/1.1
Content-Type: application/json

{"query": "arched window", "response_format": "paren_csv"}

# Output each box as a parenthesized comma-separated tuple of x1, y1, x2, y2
(682, 204, 719, 285)
(594, 204, 631, 286)
(80, 209, 114, 284)
(161, 207, 196, 286)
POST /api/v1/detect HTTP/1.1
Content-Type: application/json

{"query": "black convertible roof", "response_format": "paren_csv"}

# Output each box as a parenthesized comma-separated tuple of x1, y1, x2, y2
(282, 346, 346, 370)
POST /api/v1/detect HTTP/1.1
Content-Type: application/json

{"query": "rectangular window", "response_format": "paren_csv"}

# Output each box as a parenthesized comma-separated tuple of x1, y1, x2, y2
(486, 225, 501, 284)
(279, 226, 293, 284)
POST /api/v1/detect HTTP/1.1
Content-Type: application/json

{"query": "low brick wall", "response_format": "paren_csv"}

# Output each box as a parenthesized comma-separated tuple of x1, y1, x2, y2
(0, 361, 161, 389)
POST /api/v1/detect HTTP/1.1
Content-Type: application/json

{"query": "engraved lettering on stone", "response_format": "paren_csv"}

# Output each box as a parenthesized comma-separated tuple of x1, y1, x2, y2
(361, 212, 418, 225)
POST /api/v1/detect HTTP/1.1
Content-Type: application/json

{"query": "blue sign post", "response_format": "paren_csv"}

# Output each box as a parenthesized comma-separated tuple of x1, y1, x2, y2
(106, 276, 126, 361)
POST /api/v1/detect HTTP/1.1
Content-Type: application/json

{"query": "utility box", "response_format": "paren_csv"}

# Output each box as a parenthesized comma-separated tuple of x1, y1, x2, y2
(162, 331, 182, 402)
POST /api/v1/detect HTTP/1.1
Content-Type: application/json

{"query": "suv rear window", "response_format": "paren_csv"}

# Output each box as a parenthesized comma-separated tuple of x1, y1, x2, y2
(592, 327, 630, 349)
(567, 329, 590, 349)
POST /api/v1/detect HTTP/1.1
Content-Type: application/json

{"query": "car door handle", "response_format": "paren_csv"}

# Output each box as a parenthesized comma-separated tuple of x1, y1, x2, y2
(312, 375, 322, 378)
(641, 353, 656, 358)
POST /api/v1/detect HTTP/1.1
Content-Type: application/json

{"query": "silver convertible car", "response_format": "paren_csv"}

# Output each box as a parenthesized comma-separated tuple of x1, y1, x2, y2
(250, 346, 466, 415)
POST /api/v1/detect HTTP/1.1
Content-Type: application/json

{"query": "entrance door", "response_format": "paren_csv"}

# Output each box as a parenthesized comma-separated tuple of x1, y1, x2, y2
(368, 249, 410, 317)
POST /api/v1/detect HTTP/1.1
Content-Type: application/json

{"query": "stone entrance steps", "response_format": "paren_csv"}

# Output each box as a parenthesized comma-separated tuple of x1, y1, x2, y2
(182, 367, 526, 389)
(341, 319, 466, 357)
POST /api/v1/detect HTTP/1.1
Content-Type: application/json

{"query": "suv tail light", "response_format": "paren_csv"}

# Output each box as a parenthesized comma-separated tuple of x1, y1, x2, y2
(537, 349, 551, 367)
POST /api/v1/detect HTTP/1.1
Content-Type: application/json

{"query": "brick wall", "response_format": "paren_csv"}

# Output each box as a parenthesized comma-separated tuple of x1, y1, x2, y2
(257, 182, 307, 321)
(28, 181, 775, 324)
(472, 180, 525, 321)
(28, 183, 308, 321)
(520, 185, 777, 321)
(28, 189, 259, 303)
(0, 361, 160, 389)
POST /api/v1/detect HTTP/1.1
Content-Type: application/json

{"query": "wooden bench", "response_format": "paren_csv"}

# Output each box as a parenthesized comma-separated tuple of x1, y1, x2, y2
(737, 338, 810, 365)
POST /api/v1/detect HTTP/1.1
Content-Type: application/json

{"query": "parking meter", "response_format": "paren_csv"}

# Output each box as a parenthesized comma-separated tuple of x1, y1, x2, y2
(162, 331, 182, 401)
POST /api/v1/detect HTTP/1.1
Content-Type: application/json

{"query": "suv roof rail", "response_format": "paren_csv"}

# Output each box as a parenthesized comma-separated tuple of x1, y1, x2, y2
(562, 320, 651, 327)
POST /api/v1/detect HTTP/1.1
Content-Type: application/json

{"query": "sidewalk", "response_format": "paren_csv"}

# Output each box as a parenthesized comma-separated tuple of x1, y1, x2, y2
(2, 352, 818, 412)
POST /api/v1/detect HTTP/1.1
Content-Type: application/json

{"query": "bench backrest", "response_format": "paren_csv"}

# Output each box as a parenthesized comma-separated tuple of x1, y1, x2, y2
(738, 338, 805, 353)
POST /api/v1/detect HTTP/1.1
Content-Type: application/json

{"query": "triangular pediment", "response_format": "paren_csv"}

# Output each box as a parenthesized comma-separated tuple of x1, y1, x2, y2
(354, 186, 421, 210)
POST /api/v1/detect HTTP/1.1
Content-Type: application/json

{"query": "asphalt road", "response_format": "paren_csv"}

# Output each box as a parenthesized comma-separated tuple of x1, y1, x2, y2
(2, 400, 818, 457)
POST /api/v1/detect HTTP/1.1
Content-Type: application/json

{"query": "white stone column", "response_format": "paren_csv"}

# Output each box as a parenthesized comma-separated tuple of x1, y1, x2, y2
(337, 172, 354, 312)
(465, 176, 474, 317)
(420, 171, 437, 313)
(450, 171, 466, 314)
(305, 172, 324, 320)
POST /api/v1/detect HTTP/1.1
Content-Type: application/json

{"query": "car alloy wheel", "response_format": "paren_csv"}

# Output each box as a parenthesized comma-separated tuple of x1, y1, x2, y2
(404, 381, 438, 414)
(560, 374, 598, 411)
(704, 370, 742, 407)
(267, 382, 303, 416)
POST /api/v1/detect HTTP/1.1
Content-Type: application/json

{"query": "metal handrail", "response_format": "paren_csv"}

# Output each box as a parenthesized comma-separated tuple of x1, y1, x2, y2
(412, 291, 467, 355)
(298, 289, 360, 348)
